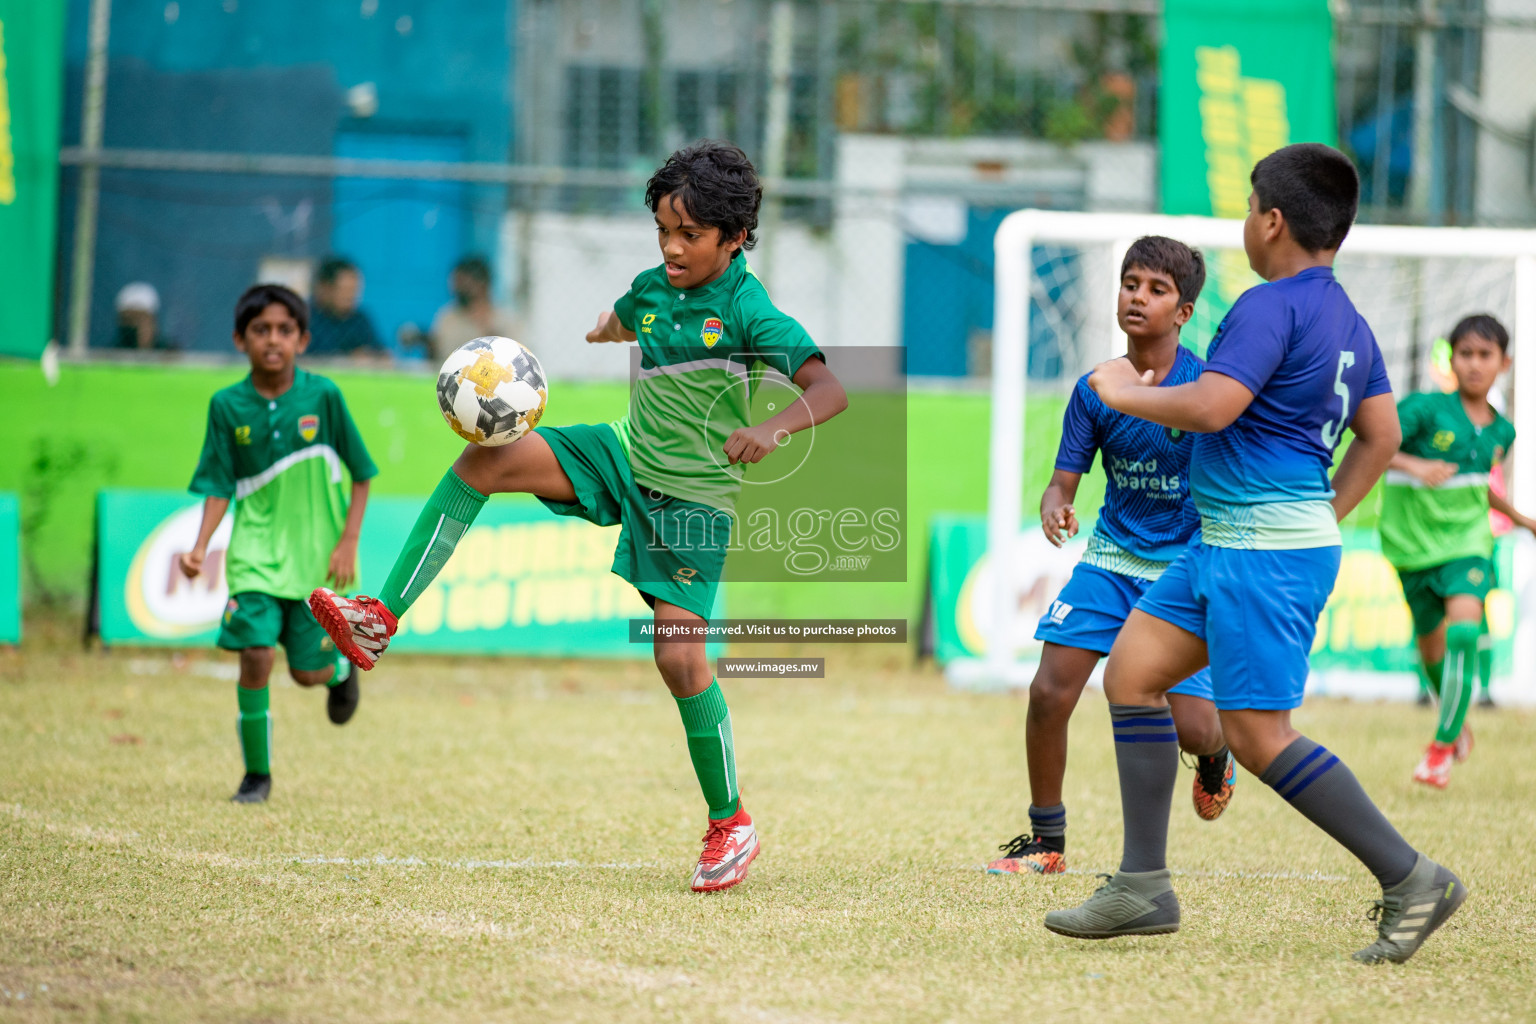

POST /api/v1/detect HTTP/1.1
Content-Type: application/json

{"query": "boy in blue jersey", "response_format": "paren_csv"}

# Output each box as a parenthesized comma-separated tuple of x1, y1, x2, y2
(1044, 145, 1466, 964)
(987, 237, 1235, 877)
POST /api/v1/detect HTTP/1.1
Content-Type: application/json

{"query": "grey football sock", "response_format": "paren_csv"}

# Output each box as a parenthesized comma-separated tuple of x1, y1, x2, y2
(1109, 703, 1180, 873)
(1260, 736, 1418, 888)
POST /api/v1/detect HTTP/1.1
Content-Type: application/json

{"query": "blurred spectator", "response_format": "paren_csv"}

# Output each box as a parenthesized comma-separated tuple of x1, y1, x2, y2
(428, 255, 519, 360)
(112, 282, 177, 350)
(308, 256, 385, 357)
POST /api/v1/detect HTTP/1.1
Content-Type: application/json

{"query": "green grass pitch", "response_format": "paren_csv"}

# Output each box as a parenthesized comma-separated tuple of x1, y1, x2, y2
(3, 634, 1531, 1022)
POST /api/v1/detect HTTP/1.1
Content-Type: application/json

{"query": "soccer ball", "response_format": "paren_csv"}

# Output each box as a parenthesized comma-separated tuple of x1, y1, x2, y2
(436, 336, 549, 446)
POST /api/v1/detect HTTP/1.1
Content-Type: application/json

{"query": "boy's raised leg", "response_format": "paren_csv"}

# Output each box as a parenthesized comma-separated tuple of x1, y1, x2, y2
(311, 435, 576, 668)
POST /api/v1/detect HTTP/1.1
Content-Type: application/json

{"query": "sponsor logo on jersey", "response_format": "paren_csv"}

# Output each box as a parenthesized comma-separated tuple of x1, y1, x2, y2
(1047, 600, 1073, 625)
(298, 414, 319, 442)
(701, 317, 724, 349)
(234, 425, 252, 446)
(673, 566, 699, 585)
(1433, 430, 1455, 451)
(1166, 426, 1187, 443)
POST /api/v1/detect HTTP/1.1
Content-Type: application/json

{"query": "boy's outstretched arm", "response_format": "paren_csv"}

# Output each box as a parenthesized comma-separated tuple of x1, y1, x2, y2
(1489, 484, 1536, 534)
(1040, 469, 1082, 548)
(178, 497, 230, 578)
(1087, 357, 1255, 433)
(724, 357, 849, 465)
(1331, 393, 1401, 523)
(586, 311, 638, 343)
(328, 479, 371, 590)
(1389, 450, 1456, 487)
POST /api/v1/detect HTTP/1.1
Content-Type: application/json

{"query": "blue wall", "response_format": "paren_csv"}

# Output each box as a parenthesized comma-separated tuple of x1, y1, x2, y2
(59, 0, 513, 353)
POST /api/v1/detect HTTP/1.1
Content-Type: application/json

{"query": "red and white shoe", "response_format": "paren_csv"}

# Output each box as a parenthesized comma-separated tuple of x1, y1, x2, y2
(1453, 724, 1474, 764)
(309, 588, 398, 671)
(691, 806, 760, 893)
(1412, 741, 1454, 789)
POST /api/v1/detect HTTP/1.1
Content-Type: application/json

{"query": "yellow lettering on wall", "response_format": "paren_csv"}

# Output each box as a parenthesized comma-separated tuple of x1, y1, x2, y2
(0, 20, 15, 205)
(1195, 44, 1292, 303)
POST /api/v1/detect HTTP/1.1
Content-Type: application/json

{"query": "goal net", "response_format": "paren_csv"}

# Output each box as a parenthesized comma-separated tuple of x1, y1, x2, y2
(952, 210, 1536, 705)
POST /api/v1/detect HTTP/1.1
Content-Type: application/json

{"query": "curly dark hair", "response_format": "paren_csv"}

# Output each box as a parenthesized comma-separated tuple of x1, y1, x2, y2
(235, 283, 307, 335)
(644, 140, 761, 258)
(1120, 235, 1206, 306)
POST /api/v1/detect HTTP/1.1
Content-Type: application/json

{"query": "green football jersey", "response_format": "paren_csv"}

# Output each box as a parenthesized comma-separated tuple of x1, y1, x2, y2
(612, 257, 823, 512)
(1379, 390, 1514, 571)
(189, 369, 378, 599)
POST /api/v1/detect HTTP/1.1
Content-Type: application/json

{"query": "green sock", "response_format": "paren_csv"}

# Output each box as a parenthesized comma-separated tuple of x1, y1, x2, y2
(1420, 657, 1443, 699)
(1477, 625, 1492, 695)
(675, 680, 740, 819)
(380, 470, 487, 617)
(324, 654, 349, 688)
(1435, 622, 1479, 745)
(237, 685, 272, 775)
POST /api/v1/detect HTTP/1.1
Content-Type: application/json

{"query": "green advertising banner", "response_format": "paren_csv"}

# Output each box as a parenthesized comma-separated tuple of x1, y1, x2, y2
(1160, 0, 1336, 325)
(926, 515, 1515, 677)
(93, 490, 717, 658)
(0, 0, 66, 359)
(0, 492, 18, 643)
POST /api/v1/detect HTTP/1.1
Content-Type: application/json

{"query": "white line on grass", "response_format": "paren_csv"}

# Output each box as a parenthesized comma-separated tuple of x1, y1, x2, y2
(287, 855, 666, 870)
(961, 863, 1354, 883)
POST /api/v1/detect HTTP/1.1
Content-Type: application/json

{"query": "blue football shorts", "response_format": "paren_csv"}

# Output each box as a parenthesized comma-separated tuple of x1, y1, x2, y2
(1135, 538, 1341, 711)
(1035, 562, 1214, 701)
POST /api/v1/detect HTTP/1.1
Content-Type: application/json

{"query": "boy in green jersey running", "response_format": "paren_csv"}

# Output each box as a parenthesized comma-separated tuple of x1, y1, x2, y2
(181, 285, 378, 804)
(311, 141, 850, 892)
(1381, 314, 1536, 789)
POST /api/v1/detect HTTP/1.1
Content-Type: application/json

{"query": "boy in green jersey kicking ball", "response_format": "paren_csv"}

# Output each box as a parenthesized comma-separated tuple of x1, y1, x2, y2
(311, 141, 849, 891)
(181, 284, 378, 804)
(1380, 314, 1536, 789)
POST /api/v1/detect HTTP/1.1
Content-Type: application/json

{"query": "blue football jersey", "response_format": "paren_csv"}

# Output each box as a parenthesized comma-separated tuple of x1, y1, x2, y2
(1193, 267, 1391, 549)
(1055, 344, 1204, 576)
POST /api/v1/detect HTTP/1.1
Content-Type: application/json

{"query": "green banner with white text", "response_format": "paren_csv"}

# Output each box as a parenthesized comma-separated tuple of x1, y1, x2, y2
(0, 1, 66, 358)
(92, 490, 724, 657)
(1160, 0, 1336, 321)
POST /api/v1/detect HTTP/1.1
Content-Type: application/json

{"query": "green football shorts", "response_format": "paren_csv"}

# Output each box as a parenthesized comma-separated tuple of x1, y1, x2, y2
(217, 591, 339, 670)
(1395, 556, 1496, 637)
(535, 422, 728, 620)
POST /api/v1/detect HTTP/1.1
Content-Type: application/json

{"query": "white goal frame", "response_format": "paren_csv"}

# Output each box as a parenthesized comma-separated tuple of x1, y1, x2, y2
(977, 210, 1536, 700)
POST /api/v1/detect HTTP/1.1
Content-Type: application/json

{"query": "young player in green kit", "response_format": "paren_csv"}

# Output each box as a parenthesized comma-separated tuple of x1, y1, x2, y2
(1380, 314, 1536, 789)
(310, 141, 849, 891)
(181, 284, 377, 804)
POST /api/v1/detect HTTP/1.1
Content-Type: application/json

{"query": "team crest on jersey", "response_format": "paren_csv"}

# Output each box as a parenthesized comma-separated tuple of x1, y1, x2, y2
(701, 317, 724, 349)
(1468, 567, 1486, 586)
(223, 597, 239, 624)
(298, 414, 319, 442)
(1433, 430, 1455, 451)
(234, 425, 251, 446)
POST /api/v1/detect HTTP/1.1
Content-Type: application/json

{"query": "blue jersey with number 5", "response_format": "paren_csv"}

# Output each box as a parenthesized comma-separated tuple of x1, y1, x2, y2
(1192, 267, 1390, 547)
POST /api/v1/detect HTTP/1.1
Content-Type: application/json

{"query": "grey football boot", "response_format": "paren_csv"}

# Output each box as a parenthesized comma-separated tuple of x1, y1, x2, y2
(1353, 853, 1468, 964)
(1043, 869, 1180, 939)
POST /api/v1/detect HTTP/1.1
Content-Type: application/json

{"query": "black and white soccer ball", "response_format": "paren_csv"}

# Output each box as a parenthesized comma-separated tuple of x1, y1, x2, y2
(436, 336, 549, 446)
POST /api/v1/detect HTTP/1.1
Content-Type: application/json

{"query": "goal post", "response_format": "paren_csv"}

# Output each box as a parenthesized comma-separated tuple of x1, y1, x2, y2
(967, 209, 1536, 702)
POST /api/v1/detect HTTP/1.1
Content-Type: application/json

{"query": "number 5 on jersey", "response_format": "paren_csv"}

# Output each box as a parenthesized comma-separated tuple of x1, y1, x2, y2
(1320, 351, 1356, 449)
